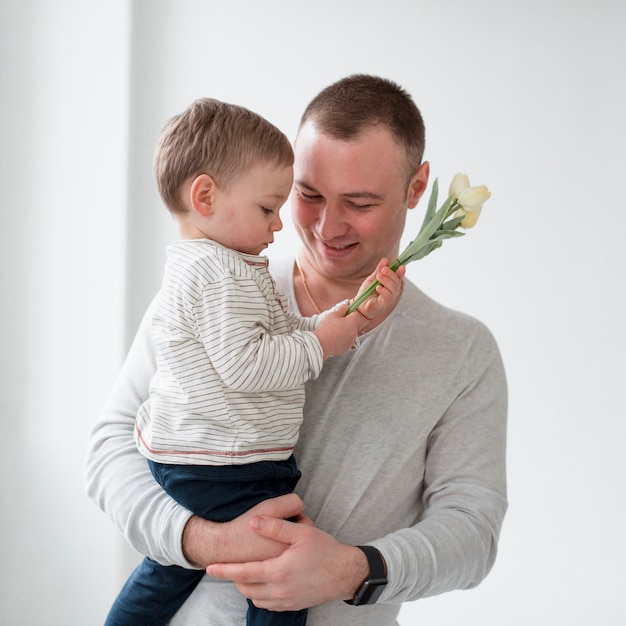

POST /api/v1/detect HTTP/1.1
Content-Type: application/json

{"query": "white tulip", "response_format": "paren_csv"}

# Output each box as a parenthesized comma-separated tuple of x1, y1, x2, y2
(449, 172, 470, 199)
(458, 185, 491, 211)
(448, 173, 491, 229)
(457, 204, 482, 228)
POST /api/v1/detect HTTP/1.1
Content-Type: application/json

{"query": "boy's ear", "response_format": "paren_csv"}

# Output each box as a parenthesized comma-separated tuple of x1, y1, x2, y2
(190, 174, 216, 216)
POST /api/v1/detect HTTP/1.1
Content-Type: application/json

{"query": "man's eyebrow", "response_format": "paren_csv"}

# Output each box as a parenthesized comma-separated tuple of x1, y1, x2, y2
(294, 180, 383, 200)
(294, 180, 319, 193)
(342, 191, 383, 200)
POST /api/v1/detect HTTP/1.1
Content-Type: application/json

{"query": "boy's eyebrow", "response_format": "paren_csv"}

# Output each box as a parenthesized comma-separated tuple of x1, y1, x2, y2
(295, 180, 383, 200)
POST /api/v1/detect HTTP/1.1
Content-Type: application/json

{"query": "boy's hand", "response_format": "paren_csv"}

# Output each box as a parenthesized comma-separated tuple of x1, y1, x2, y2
(314, 258, 405, 359)
(353, 258, 405, 322)
(314, 303, 360, 359)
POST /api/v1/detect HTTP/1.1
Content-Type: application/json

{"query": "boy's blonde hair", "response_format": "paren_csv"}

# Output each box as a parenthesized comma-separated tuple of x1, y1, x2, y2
(154, 98, 294, 213)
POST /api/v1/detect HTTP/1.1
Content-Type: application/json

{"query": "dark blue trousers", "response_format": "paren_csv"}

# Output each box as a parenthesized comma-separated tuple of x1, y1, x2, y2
(104, 456, 307, 626)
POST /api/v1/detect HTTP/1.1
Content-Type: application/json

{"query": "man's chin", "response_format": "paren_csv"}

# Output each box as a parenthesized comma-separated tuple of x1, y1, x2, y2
(316, 253, 372, 282)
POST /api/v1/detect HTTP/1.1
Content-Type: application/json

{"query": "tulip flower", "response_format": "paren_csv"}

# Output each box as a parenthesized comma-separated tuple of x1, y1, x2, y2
(346, 173, 490, 315)
(449, 172, 491, 229)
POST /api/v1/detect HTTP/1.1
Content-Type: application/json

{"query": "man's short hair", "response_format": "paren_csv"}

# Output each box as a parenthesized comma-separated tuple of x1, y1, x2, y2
(300, 74, 425, 185)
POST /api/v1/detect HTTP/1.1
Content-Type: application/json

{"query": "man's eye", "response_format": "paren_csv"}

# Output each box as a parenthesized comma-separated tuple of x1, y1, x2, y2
(300, 191, 321, 201)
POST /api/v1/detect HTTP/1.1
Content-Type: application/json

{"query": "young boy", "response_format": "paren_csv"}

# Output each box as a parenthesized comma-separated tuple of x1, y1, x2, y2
(104, 98, 403, 626)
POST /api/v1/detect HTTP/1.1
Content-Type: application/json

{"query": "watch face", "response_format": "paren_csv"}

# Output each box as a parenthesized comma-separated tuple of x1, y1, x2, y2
(356, 578, 387, 605)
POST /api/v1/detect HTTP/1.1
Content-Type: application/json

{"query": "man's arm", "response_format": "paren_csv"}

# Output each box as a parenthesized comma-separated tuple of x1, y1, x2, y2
(207, 322, 507, 609)
(84, 297, 302, 567)
(181, 496, 308, 567)
(85, 298, 196, 566)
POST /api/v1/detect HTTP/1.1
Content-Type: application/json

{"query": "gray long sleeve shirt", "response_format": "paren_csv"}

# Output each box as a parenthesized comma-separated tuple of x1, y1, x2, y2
(85, 256, 507, 625)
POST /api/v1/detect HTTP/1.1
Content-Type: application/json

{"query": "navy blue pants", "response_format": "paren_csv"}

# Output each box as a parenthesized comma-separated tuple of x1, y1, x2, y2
(104, 456, 307, 626)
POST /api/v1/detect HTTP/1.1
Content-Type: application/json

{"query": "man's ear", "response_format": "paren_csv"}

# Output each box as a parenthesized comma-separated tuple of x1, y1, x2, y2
(406, 161, 430, 209)
(190, 174, 216, 216)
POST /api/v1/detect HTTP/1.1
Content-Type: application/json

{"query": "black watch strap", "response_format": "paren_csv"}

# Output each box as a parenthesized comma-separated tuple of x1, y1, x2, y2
(344, 545, 388, 606)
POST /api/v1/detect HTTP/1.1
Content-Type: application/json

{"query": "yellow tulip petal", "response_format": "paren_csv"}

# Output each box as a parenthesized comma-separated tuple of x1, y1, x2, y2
(449, 173, 470, 199)
(460, 206, 482, 228)
(458, 185, 491, 211)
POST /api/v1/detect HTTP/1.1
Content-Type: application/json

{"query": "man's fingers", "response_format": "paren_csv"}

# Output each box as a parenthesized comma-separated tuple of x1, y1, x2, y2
(207, 559, 264, 582)
(206, 515, 304, 580)
(250, 515, 299, 544)
(251, 493, 304, 520)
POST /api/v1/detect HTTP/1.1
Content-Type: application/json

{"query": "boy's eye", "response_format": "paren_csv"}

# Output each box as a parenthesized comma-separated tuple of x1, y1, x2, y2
(261, 207, 274, 214)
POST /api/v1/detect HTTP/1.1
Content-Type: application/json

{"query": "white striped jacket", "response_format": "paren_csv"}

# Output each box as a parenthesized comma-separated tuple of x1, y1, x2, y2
(135, 239, 324, 465)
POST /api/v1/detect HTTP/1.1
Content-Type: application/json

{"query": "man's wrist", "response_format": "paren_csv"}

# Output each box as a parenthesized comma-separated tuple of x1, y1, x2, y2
(182, 514, 219, 568)
(344, 545, 388, 606)
(343, 545, 370, 601)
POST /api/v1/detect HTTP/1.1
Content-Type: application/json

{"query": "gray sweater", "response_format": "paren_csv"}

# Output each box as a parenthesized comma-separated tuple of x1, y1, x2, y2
(85, 256, 507, 625)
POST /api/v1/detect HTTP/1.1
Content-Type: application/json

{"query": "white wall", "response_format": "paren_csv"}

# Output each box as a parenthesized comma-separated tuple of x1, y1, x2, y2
(2, 0, 624, 624)
(0, 1, 130, 623)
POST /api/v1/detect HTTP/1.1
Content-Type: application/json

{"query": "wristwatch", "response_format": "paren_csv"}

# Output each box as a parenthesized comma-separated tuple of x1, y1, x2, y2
(344, 545, 388, 606)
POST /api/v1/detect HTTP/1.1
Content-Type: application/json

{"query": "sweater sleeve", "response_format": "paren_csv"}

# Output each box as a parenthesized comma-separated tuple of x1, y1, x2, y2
(373, 326, 508, 602)
(84, 297, 195, 568)
(191, 274, 323, 392)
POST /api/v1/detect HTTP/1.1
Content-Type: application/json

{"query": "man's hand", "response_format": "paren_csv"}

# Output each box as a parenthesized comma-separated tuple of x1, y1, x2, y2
(206, 515, 369, 611)
(182, 493, 308, 568)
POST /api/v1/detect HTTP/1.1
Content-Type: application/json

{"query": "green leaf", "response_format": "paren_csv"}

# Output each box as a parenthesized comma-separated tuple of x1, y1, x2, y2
(404, 241, 442, 263)
(396, 196, 454, 266)
(433, 229, 465, 239)
(419, 177, 439, 231)
(442, 214, 466, 230)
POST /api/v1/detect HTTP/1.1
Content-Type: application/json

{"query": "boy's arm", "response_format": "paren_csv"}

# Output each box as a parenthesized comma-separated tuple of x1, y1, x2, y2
(192, 275, 328, 392)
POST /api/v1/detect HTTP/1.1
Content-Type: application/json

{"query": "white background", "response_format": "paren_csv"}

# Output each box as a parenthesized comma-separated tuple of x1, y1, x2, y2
(1, 1, 624, 624)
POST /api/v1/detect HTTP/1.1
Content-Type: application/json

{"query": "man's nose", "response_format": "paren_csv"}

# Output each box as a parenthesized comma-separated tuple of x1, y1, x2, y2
(316, 203, 348, 240)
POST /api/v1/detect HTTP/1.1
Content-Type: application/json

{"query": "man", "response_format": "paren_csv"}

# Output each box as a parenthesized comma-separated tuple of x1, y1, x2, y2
(86, 74, 507, 625)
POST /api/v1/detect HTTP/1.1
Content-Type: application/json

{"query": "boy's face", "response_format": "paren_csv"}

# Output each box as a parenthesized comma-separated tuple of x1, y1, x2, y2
(209, 161, 293, 256)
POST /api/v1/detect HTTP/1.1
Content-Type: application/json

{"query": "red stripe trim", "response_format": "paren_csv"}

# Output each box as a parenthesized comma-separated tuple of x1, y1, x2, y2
(135, 424, 293, 457)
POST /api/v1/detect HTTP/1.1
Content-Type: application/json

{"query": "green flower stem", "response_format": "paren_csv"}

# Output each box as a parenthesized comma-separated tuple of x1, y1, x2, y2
(346, 278, 382, 315)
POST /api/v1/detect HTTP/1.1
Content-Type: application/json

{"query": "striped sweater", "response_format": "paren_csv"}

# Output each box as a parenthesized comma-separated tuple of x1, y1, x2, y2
(134, 239, 324, 465)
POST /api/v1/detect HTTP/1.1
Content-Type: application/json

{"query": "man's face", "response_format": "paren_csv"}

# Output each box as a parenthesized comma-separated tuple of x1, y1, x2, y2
(291, 121, 426, 283)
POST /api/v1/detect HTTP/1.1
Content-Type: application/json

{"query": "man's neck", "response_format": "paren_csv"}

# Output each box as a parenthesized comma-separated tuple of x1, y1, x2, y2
(292, 255, 357, 315)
